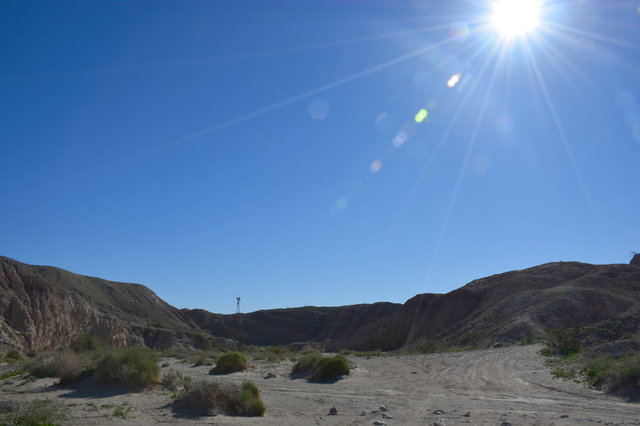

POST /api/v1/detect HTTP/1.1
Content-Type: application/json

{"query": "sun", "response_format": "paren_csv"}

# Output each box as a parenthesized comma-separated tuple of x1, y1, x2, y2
(491, 0, 541, 38)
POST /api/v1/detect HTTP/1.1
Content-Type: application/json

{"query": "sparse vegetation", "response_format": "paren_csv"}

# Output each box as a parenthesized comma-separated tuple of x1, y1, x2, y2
(173, 379, 265, 416)
(95, 347, 159, 387)
(112, 402, 135, 419)
(582, 353, 640, 395)
(0, 369, 26, 381)
(70, 333, 105, 353)
(4, 350, 22, 363)
(27, 351, 91, 385)
(162, 369, 193, 393)
(8, 399, 67, 425)
(543, 323, 582, 356)
(209, 352, 248, 374)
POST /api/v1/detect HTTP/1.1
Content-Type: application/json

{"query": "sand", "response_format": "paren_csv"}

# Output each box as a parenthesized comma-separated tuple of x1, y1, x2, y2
(1, 344, 639, 425)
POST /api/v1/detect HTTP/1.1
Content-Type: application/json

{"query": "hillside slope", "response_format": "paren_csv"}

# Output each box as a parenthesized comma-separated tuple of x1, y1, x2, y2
(185, 259, 640, 351)
(0, 256, 210, 351)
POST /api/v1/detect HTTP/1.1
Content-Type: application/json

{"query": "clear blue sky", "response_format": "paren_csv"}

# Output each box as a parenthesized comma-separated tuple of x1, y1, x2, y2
(1, 1, 639, 314)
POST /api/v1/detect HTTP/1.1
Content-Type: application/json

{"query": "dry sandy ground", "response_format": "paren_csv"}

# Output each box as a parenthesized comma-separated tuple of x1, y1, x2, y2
(1, 344, 639, 425)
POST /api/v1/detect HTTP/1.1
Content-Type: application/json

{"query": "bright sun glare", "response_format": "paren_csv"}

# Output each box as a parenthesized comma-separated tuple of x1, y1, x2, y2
(492, 0, 541, 38)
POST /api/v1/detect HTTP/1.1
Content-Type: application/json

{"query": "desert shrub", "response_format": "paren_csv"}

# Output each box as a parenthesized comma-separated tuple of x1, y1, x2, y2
(583, 354, 640, 394)
(417, 341, 439, 354)
(70, 333, 104, 353)
(95, 347, 159, 387)
(464, 330, 488, 347)
(240, 381, 266, 416)
(291, 352, 323, 376)
(291, 353, 349, 381)
(27, 351, 91, 385)
(310, 355, 350, 382)
(193, 356, 207, 367)
(173, 379, 265, 416)
(4, 349, 22, 362)
(544, 323, 582, 356)
(162, 369, 193, 393)
(210, 352, 248, 375)
(10, 399, 67, 425)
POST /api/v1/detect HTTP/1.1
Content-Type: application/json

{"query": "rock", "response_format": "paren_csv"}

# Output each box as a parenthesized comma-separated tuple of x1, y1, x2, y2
(463, 411, 471, 417)
(631, 253, 640, 266)
(500, 422, 512, 426)
(373, 421, 387, 426)
(161, 362, 170, 367)
(433, 409, 445, 415)
(382, 413, 393, 419)
(560, 415, 569, 418)
(434, 421, 446, 426)
(360, 411, 367, 416)
(380, 405, 389, 412)
(328, 407, 337, 416)
(264, 372, 276, 379)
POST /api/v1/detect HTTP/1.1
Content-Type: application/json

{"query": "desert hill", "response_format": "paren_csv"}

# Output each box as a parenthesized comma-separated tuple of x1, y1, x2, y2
(184, 258, 640, 351)
(1, 254, 639, 352)
(0, 256, 212, 351)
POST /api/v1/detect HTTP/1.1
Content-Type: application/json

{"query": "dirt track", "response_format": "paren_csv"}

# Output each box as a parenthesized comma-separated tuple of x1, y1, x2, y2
(1, 344, 639, 425)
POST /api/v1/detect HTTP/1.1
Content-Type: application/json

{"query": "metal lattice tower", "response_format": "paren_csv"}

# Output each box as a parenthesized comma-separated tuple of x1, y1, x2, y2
(236, 297, 241, 314)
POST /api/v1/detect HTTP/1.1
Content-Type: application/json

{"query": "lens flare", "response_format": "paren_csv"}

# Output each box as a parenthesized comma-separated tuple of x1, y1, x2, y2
(369, 159, 382, 173)
(308, 97, 329, 119)
(415, 109, 428, 123)
(447, 73, 461, 88)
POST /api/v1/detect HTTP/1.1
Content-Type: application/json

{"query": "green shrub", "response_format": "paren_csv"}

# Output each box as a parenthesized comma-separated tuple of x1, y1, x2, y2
(291, 353, 349, 382)
(95, 347, 159, 387)
(10, 399, 67, 425)
(70, 333, 104, 353)
(543, 323, 582, 356)
(310, 355, 350, 382)
(27, 351, 91, 385)
(291, 352, 323, 376)
(209, 352, 248, 375)
(240, 381, 266, 416)
(4, 349, 22, 362)
(583, 354, 640, 394)
(173, 379, 265, 416)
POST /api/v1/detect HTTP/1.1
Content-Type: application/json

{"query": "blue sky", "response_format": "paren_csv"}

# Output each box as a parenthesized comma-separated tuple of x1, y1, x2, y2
(1, 0, 639, 314)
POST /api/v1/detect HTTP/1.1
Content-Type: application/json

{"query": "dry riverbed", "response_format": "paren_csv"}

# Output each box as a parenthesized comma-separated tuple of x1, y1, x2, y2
(1, 344, 639, 425)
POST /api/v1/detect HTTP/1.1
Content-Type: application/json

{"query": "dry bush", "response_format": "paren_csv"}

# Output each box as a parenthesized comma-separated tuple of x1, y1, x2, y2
(162, 369, 193, 393)
(27, 351, 90, 385)
(174, 379, 265, 416)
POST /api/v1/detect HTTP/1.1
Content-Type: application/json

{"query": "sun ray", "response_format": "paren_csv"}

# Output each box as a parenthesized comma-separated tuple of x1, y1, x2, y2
(521, 39, 613, 253)
(426, 39, 512, 280)
(545, 22, 640, 52)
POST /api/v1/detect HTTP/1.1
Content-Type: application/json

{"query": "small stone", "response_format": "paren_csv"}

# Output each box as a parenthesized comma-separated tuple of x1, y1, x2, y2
(264, 372, 276, 379)
(360, 411, 367, 416)
(382, 413, 393, 419)
(463, 412, 471, 417)
(373, 421, 387, 426)
(560, 415, 569, 418)
(433, 409, 445, 415)
(500, 422, 512, 426)
(411, 371, 418, 374)
(434, 421, 446, 426)
(328, 407, 337, 416)
(380, 405, 389, 412)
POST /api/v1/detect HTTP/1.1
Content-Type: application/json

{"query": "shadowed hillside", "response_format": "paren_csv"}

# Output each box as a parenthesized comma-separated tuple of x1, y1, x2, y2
(184, 259, 640, 351)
